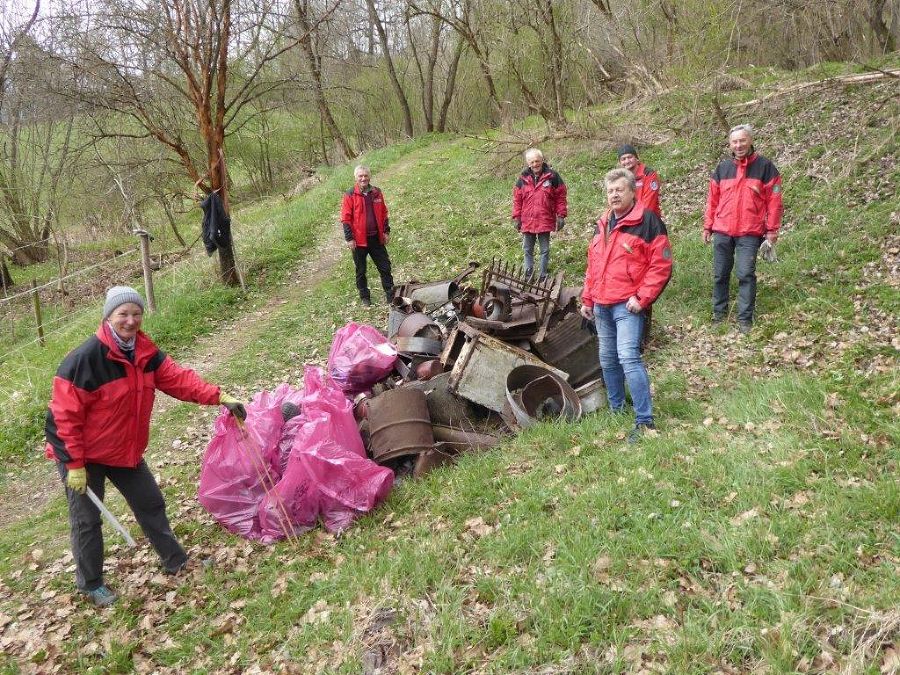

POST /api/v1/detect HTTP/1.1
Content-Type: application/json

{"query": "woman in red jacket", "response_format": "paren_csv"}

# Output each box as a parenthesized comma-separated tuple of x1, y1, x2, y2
(511, 148, 568, 281)
(45, 286, 247, 606)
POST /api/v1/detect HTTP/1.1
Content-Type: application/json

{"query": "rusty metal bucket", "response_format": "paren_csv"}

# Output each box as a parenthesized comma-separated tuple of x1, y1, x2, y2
(505, 364, 582, 428)
(396, 312, 442, 341)
(367, 387, 434, 463)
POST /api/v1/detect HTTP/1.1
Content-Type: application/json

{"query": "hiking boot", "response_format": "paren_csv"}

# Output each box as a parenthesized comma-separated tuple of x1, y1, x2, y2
(82, 585, 117, 607)
(360, 297, 372, 307)
(627, 422, 656, 444)
(166, 557, 213, 576)
(738, 321, 752, 335)
(712, 313, 726, 324)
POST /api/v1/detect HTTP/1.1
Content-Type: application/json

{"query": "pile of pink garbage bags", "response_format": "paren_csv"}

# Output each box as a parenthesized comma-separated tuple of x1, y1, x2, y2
(198, 323, 397, 543)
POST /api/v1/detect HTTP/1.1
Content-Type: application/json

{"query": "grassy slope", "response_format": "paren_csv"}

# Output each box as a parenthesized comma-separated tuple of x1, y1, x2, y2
(0, 63, 897, 673)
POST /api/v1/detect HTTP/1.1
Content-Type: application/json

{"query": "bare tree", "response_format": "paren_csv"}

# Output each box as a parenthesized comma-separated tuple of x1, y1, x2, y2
(405, 8, 463, 132)
(54, 0, 329, 285)
(292, 0, 356, 160)
(365, 0, 414, 137)
(0, 3, 79, 266)
(408, 0, 503, 121)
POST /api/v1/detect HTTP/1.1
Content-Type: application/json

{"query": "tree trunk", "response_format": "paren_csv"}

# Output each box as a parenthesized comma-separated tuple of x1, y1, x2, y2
(294, 0, 356, 160)
(366, 0, 414, 137)
(0, 256, 12, 290)
(437, 38, 464, 132)
(867, 0, 896, 52)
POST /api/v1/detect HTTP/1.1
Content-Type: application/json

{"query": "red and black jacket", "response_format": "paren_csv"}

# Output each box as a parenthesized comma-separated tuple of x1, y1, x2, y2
(704, 151, 783, 238)
(634, 163, 662, 217)
(582, 204, 673, 310)
(45, 323, 221, 469)
(512, 164, 568, 234)
(341, 185, 389, 247)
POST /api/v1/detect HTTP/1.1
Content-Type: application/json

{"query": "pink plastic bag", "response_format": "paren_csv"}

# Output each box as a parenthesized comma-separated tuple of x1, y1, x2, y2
(298, 366, 366, 457)
(201, 372, 391, 543)
(327, 322, 397, 395)
(259, 413, 394, 539)
(198, 404, 284, 541)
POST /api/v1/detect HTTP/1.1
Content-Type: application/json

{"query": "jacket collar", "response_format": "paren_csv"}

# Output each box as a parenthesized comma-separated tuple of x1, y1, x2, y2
(732, 150, 757, 166)
(522, 163, 551, 180)
(97, 322, 153, 366)
(597, 202, 644, 232)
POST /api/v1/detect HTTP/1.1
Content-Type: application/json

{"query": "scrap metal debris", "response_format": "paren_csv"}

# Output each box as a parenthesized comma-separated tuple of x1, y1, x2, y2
(352, 258, 605, 477)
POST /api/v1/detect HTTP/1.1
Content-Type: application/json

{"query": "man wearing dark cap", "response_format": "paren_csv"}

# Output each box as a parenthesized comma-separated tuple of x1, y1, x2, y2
(617, 145, 661, 217)
(617, 144, 663, 348)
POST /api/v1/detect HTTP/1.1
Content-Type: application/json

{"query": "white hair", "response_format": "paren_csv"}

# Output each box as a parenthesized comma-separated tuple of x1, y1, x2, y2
(729, 124, 754, 139)
(524, 148, 544, 163)
(354, 164, 371, 176)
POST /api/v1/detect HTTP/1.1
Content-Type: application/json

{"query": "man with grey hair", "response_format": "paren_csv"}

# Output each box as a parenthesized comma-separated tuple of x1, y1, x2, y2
(580, 168, 672, 443)
(341, 165, 394, 306)
(703, 124, 783, 333)
(511, 148, 567, 281)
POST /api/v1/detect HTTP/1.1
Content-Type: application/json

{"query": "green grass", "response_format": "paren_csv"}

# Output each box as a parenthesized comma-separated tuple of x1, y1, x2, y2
(0, 65, 898, 672)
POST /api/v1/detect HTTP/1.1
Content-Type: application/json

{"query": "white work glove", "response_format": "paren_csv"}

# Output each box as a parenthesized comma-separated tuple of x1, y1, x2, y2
(760, 239, 778, 263)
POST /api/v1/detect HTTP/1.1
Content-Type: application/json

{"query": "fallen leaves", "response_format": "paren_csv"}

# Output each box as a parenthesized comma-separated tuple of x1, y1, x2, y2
(731, 508, 760, 525)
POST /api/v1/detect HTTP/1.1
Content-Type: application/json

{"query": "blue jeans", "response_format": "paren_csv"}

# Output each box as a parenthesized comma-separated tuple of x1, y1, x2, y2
(713, 234, 762, 323)
(523, 232, 550, 278)
(594, 303, 653, 425)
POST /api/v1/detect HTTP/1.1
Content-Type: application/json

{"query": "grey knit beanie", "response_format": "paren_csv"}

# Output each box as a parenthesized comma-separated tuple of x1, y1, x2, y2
(103, 286, 145, 319)
(617, 144, 638, 158)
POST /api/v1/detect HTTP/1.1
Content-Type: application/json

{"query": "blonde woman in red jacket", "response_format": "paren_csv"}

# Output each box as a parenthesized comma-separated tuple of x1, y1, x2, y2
(45, 286, 246, 606)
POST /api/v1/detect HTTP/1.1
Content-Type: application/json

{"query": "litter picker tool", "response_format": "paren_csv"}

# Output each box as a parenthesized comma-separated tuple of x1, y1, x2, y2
(86, 487, 137, 547)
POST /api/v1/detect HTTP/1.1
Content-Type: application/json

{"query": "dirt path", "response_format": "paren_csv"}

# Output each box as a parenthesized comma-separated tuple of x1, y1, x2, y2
(0, 229, 345, 531)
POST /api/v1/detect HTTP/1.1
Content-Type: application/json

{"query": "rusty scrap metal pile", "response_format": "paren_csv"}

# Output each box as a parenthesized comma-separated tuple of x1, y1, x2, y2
(355, 259, 605, 478)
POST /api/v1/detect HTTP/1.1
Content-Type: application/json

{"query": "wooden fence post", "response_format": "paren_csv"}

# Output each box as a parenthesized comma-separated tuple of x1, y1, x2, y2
(0, 253, 8, 297)
(31, 279, 45, 346)
(135, 229, 157, 312)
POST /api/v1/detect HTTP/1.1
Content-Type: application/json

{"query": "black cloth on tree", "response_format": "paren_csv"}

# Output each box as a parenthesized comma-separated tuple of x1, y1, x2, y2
(200, 192, 233, 256)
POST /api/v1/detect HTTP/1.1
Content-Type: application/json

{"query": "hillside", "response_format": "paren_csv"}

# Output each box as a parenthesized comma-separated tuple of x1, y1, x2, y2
(0, 65, 897, 673)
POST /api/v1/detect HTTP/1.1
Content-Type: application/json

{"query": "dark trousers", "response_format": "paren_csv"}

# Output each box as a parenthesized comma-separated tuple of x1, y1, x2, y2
(713, 233, 763, 323)
(58, 460, 187, 591)
(352, 235, 394, 302)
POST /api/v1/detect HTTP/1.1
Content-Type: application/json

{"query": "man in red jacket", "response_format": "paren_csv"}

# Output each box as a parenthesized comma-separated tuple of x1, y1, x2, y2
(45, 286, 247, 606)
(511, 148, 568, 281)
(341, 165, 394, 306)
(617, 144, 662, 217)
(580, 169, 672, 443)
(703, 124, 783, 333)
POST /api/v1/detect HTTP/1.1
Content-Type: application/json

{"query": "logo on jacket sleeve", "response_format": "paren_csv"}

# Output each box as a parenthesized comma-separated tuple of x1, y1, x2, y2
(650, 181, 659, 191)
(543, 180, 551, 188)
(662, 247, 672, 259)
(772, 185, 781, 193)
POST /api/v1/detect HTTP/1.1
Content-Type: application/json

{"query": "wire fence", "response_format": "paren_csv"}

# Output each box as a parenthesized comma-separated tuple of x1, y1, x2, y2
(0, 230, 234, 412)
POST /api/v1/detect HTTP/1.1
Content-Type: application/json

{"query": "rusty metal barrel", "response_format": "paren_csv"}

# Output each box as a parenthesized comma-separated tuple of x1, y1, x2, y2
(367, 387, 434, 463)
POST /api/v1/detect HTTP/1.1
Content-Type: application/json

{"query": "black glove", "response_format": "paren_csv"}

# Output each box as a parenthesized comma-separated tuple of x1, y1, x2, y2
(580, 317, 597, 335)
(219, 393, 247, 421)
(556, 217, 565, 231)
(514, 219, 522, 232)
